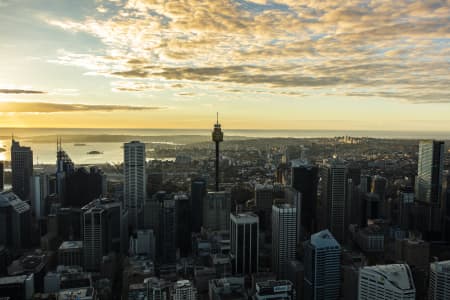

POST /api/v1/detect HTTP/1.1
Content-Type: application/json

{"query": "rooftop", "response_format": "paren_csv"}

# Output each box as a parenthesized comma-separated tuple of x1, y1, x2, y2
(58, 288, 94, 299)
(231, 212, 259, 223)
(59, 241, 83, 250)
(0, 191, 30, 213)
(0, 275, 29, 285)
(310, 229, 340, 249)
(431, 260, 450, 273)
(362, 264, 415, 291)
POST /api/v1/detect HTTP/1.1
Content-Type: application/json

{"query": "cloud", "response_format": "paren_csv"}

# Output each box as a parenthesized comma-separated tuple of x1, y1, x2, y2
(0, 101, 164, 113)
(42, 0, 450, 103)
(0, 89, 46, 94)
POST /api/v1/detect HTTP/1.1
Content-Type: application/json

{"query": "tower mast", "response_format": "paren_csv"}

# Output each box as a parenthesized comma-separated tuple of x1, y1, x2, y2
(212, 113, 224, 191)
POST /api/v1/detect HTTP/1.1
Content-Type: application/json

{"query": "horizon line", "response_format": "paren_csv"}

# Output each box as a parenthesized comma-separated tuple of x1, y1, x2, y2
(1, 127, 450, 133)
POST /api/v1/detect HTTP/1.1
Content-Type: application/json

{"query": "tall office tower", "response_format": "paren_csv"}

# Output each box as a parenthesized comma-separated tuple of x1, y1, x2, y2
(371, 175, 388, 217)
(360, 175, 372, 193)
(212, 113, 224, 192)
(320, 159, 347, 243)
(399, 186, 415, 230)
(145, 277, 171, 300)
(82, 198, 122, 271)
(124, 141, 146, 230)
(159, 198, 176, 264)
(346, 178, 364, 227)
(0, 161, 4, 190)
(65, 167, 105, 207)
(416, 140, 444, 205)
(175, 193, 191, 257)
(31, 173, 49, 219)
(173, 280, 197, 300)
(445, 175, 450, 241)
(255, 184, 273, 231)
(304, 229, 341, 300)
(291, 160, 319, 235)
(56, 139, 74, 203)
(358, 264, 416, 300)
(191, 178, 207, 232)
(284, 186, 302, 243)
(272, 204, 297, 279)
(11, 139, 33, 200)
(0, 191, 31, 250)
(371, 176, 387, 201)
(429, 260, 450, 300)
(230, 212, 259, 276)
(203, 191, 231, 231)
(347, 165, 361, 186)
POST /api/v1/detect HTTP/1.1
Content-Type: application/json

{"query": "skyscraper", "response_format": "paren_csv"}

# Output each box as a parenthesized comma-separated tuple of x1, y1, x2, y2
(191, 178, 207, 233)
(272, 204, 297, 279)
(429, 260, 450, 300)
(124, 141, 146, 230)
(203, 191, 231, 231)
(230, 212, 259, 276)
(0, 161, 4, 191)
(158, 198, 177, 264)
(212, 113, 224, 192)
(31, 173, 49, 219)
(416, 140, 444, 205)
(320, 159, 347, 243)
(358, 264, 416, 300)
(11, 139, 33, 201)
(82, 198, 122, 271)
(0, 191, 31, 251)
(56, 139, 74, 203)
(291, 160, 318, 235)
(175, 193, 191, 257)
(255, 184, 273, 231)
(304, 229, 341, 300)
(173, 280, 197, 300)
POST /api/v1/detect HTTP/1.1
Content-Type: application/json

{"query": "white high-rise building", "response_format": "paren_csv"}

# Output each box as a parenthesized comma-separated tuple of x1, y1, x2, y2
(429, 260, 450, 300)
(320, 159, 347, 243)
(358, 264, 415, 300)
(230, 212, 259, 276)
(272, 204, 297, 279)
(173, 280, 197, 300)
(416, 140, 444, 204)
(124, 141, 146, 230)
(304, 229, 340, 300)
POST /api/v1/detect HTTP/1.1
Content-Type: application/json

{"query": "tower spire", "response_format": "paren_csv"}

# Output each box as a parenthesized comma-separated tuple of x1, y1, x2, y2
(212, 113, 224, 192)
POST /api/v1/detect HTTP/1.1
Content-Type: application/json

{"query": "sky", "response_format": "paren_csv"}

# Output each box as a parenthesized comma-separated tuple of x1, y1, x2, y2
(0, 0, 449, 130)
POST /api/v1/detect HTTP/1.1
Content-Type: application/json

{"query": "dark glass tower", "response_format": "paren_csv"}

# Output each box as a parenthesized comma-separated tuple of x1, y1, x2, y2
(291, 162, 319, 234)
(416, 140, 444, 205)
(11, 139, 33, 200)
(0, 161, 4, 191)
(190, 178, 207, 232)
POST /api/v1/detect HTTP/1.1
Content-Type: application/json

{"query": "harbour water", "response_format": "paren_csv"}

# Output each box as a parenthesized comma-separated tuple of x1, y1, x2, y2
(1, 128, 449, 164)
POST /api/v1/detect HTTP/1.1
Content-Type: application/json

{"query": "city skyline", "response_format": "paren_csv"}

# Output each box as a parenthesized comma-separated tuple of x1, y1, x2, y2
(0, 0, 449, 130)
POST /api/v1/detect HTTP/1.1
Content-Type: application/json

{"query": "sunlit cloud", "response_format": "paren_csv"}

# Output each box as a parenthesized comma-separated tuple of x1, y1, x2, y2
(39, 0, 449, 104)
(0, 89, 46, 94)
(0, 101, 164, 113)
